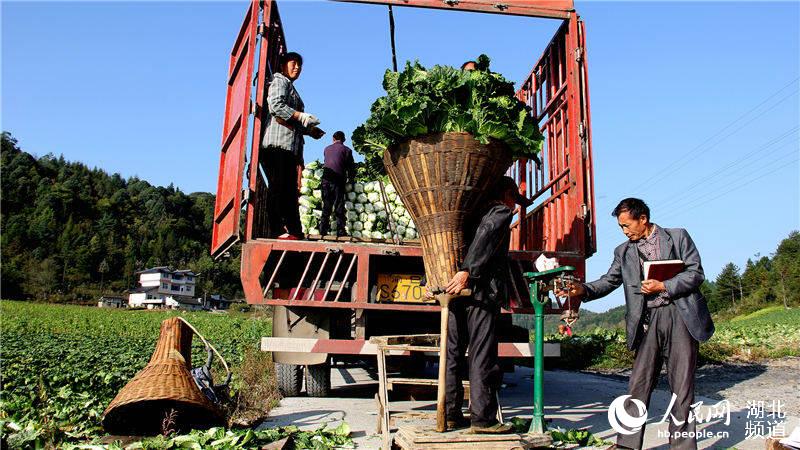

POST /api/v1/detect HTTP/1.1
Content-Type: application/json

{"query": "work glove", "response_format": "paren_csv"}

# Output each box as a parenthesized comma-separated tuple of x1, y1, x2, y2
(297, 112, 320, 128)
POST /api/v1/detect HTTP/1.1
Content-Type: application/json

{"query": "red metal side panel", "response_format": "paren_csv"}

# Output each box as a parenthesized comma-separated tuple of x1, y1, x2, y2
(211, 0, 260, 258)
(510, 16, 596, 265)
(245, 0, 287, 241)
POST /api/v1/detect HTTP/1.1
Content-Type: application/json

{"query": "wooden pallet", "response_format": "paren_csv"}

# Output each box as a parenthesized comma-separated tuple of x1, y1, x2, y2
(394, 425, 552, 450)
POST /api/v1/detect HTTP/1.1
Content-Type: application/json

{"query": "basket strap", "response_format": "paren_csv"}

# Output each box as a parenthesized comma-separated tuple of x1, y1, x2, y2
(177, 317, 232, 386)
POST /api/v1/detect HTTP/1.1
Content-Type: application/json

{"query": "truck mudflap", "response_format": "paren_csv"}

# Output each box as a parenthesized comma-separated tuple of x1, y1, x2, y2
(272, 306, 329, 365)
(260, 337, 560, 358)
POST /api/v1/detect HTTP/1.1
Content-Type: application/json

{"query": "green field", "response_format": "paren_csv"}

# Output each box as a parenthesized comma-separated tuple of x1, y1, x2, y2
(708, 305, 800, 360)
(543, 306, 800, 370)
(0, 301, 275, 448)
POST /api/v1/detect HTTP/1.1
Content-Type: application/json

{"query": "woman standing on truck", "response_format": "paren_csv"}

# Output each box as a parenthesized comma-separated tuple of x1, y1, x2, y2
(261, 51, 325, 239)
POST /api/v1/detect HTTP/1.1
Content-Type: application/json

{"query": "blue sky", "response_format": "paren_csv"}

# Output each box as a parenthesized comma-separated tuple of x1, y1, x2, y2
(3, 1, 798, 312)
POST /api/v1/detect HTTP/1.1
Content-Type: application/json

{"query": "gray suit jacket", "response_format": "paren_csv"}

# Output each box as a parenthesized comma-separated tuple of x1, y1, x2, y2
(583, 227, 715, 350)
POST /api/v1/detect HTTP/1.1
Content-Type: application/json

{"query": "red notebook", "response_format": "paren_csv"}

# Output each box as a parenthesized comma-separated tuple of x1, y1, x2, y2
(643, 260, 685, 281)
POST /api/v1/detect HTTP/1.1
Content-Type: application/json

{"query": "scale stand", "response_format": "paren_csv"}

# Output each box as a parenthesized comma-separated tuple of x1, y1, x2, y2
(522, 265, 578, 434)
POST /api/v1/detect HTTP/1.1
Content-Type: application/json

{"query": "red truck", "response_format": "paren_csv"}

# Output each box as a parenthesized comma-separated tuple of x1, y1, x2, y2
(212, 0, 596, 397)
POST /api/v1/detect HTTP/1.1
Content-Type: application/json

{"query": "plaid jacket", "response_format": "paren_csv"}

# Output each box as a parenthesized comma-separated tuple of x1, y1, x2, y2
(262, 72, 307, 164)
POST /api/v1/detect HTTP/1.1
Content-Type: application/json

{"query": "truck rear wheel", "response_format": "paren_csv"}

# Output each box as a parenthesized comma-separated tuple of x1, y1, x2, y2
(276, 363, 303, 397)
(305, 363, 331, 397)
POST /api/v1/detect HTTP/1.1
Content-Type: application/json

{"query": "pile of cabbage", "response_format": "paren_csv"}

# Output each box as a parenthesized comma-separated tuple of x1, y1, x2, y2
(298, 160, 418, 240)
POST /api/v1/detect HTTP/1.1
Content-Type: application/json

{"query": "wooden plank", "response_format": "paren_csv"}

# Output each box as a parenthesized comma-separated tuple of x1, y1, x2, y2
(369, 334, 440, 346)
(395, 425, 552, 449)
(376, 348, 391, 450)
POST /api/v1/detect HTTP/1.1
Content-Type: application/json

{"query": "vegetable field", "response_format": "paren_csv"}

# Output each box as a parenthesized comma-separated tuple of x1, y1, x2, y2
(708, 306, 800, 359)
(542, 306, 800, 370)
(0, 301, 274, 448)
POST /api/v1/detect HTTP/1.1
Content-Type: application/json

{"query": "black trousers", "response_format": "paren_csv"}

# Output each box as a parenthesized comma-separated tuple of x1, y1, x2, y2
(445, 298, 502, 427)
(319, 173, 346, 236)
(617, 303, 699, 450)
(264, 148, 302, 237)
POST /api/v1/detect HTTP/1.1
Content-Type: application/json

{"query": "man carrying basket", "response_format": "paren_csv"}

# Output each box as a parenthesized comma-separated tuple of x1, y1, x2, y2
(436, 176, 531, 434)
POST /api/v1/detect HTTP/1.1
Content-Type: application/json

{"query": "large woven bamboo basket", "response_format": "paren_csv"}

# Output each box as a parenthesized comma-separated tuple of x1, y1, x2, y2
(383, 132, 512, 291)
(101, 317, 224, 435)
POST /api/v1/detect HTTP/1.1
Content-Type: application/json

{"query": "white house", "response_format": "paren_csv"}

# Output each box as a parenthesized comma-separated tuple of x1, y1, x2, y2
(128, 267, 201, 310)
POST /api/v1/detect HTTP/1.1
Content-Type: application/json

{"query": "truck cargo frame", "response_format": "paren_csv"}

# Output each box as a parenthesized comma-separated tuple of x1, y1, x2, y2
(211, 0, 596, 392)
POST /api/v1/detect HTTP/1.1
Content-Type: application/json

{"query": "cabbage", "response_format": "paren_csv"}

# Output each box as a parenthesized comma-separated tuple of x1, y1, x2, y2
(352, 231, 362, 238)
(312, 209, 322, 219)
(367, 192, 380, 203)
(309, 228, 320, 235)
(357, 193, 368, 204)
(299, 197, 316, 209)
(374, 200, 385, 211)
(347, 192, 357, 201)
(364, 203, 375, 213)
(376, 210, 387, 220)
(359, 212, 368, 222)
(313, 189, 322, 199)
(299, 205, 309, 215)
(302, 169, 313, 178)
(396, 225, 407, 236)
(353, 221, 364, 231)
(305, 179, 321, 190)
(367, 213, 377, 223)
(385, 184, 395, 195)
(345, 183, 353, 192)
(346, 211, 358, 221)
(344, 201, 354, 211)
(364, 182, 374, 193)
(405, 228, 416, 239)
(383, 231, 392, 240)
(300, 186, 312, 195)
(314, 169, 324, 179)
(354, 183, 364, 193)
(307, 160, 321, 170)
(363, 221, 373, 232)
(354, 203, 364, 213)
(372, 231, 384, 239)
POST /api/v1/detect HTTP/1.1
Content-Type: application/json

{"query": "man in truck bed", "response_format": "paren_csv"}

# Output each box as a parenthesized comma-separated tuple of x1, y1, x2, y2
(319, 130, 354, 237)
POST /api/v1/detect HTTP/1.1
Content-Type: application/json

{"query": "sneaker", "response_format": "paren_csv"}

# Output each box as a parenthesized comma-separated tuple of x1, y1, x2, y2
(469, 422, 513, 434)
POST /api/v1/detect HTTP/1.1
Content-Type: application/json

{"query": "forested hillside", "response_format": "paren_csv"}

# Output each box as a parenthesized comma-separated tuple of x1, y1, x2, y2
(1, 132, 242, 302)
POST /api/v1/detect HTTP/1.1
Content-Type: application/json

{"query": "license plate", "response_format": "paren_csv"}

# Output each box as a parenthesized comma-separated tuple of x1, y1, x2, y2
(376, 273, 432, 303)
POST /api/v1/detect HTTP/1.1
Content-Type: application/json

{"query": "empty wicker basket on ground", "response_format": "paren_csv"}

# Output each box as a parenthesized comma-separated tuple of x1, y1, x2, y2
(101, 317, 225, 435)
(383, 132, 512, 291)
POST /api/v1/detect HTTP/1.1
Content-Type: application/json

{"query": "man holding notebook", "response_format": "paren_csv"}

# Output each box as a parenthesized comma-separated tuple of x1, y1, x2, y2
(559, 198, 714, 450)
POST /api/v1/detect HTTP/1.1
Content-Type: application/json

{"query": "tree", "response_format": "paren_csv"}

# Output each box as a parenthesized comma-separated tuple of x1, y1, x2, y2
(0, 132, 245, 301)
(771, 231, 800, 309)
(99, 259, 109, 294)
(23, 258, 59, 300)
(741, 255, 772, 302)
(714, 263, 742, 312)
